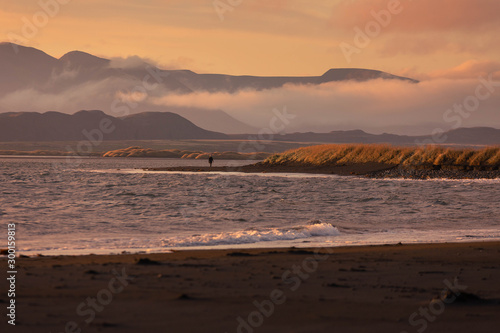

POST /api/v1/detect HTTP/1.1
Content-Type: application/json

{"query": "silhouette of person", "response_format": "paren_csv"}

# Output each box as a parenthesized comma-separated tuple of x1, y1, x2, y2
(208, 155, 214, 167)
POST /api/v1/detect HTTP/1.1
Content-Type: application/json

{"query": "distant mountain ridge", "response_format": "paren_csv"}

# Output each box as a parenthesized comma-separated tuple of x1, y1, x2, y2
(0, 42, 418, 94)
(0, 110, 227, 142)
(0, 110, 498, 145)
(230, 127, 500, 146)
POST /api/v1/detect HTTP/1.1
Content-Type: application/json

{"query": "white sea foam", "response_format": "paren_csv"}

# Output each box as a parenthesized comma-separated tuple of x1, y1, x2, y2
(161, 222, 340, 247)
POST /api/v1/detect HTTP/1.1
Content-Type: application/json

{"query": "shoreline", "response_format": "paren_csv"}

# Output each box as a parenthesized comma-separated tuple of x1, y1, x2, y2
(142, 163, 500, 179)
(7, 238, 500, 258)
(5, 239, 499, 258)
(4, 241, 500, 332)
(143, 162, 398, 176)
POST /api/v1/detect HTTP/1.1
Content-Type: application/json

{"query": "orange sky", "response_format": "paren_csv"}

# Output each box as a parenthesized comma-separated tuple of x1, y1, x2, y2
(1, 0, 500, 78)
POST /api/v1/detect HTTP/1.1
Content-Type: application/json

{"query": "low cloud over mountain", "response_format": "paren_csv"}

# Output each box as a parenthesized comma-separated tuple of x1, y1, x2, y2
(1, 43, 499, 135)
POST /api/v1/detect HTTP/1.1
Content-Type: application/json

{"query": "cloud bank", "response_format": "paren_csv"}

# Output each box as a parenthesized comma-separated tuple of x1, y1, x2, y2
(151, 77, 500, 135)
(1, 59, 499, 135)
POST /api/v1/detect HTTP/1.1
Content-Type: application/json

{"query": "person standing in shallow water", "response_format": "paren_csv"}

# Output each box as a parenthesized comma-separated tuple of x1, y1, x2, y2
(208, 155, 214, 167)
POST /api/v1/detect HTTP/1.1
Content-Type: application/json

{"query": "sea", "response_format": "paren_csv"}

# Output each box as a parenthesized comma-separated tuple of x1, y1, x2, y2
(1, 156, 499, 255)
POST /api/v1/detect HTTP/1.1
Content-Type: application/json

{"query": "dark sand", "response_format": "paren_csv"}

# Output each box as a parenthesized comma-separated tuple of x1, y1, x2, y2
(3, 242, 500, 332)
(143, 162, 397, 176)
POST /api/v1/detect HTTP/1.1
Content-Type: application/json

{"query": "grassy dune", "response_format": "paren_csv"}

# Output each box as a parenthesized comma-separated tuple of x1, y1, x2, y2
(0, 145, 271, 160)
(263, 144, 500, 169)
(0, 140, 307, 154)
(103, 146, 271, 160)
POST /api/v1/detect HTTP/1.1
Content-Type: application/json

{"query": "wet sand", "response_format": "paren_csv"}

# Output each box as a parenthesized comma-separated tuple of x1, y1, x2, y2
(142, 162, 397, 176)
(4, 241, 500, 332)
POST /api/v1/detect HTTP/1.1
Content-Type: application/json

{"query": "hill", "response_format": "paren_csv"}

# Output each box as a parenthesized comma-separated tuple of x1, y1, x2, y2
(0, 110, 227, 142)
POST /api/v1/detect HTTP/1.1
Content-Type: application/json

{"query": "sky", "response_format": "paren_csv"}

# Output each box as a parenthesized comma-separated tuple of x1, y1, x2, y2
(1, 0, 499, 134)
(1, 0, 499, 78)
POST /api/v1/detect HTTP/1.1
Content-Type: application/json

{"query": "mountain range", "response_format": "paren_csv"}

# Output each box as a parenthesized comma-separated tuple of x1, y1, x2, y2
(0, 43, 417, 94)
(0, 43, 417, 134)
(0, 110, 498, 146)
(248, 128, 500, 146)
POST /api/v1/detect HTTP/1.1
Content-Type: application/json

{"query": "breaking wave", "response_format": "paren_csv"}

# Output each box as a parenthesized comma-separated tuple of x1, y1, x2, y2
(161, 222, 340, 247)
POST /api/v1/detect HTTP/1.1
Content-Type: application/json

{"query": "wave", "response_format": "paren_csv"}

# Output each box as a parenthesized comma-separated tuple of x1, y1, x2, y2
(161, 222, 340, 247)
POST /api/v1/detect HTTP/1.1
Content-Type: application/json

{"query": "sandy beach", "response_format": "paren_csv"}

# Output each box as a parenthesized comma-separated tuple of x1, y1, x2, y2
(4, 241, 500, 333)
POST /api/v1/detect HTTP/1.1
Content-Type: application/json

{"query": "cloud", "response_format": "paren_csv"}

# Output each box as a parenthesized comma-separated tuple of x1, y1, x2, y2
(47, 68, 80, 86)
(429, 60, 500, 79)
(329, 0, 500, 33)
(108, 54, 196, 71)
(151, 78, 500, 134)
(378, 34, 462, 57)
(108, 56, 151, 69)
(327, 0, 500, 70)
(115, 90, 148, 104)
(2, 76, 499, 135)
(0, 77, 134, 112)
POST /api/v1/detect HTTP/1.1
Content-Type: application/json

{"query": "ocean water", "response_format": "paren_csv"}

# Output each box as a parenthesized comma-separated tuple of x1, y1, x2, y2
(1, 156, 499, 255)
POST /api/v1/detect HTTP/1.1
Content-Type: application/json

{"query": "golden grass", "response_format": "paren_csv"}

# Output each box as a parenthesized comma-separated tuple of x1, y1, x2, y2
(263, 144, 500, 168)
(102, 147, 270, 160)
